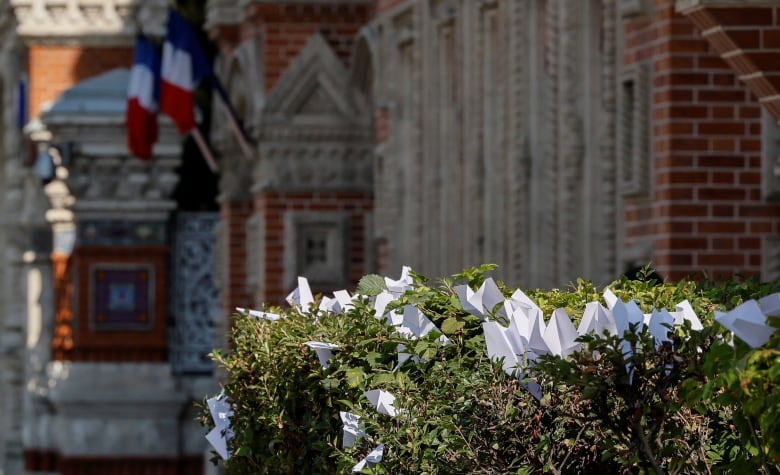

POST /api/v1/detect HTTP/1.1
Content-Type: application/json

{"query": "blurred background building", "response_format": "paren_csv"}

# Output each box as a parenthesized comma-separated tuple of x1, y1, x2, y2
(0, 0, 779, 473)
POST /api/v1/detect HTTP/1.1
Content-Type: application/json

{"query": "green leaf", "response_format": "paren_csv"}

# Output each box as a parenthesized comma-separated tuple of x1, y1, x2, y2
(440, 317, 465, 334)
(345, 367, 367, 387)
(356, 274, 387, 296)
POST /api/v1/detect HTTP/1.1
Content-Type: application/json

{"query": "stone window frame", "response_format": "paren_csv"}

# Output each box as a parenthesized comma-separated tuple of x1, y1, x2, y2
(618, 62, 651, 197)
(619, 0, 651, 18)
(761, 108, 780, 200)
(284, 211, 349, 290)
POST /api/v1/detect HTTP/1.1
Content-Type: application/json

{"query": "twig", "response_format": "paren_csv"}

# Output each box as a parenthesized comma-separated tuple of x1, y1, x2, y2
(633, 420, 664, 474)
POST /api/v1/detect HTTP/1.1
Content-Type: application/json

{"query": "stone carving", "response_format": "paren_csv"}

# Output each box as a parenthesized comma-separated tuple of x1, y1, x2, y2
(170, 212, 220, 374)
(254, 33, 373, 193)
(254, 145, 373, 192)
(11, 0, 136, 44)
(205, 0, 243, 30)
(65, 153, 180, 218)
(762, 237, 780, 282)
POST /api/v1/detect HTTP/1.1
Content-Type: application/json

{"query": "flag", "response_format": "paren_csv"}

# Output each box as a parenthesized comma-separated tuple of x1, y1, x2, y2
(15, 78, 27, 129)
(126, 35, 160, 160)
(160, 10, 212, 133)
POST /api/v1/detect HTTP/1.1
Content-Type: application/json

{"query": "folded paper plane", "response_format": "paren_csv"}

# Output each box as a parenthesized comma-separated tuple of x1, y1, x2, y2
(759, 293, 780, 317)
(339, 411, 365, 448)
(715, 299, 776, 348)
(543, 308, 580, 357)
(235, 307, 280, 321)
(648, 309, 674, 347)
(364, 389, 398, 417)
(205, 391, 233, 460)
(400, 305, 437, 338)
(385, 266, 413, 294)
(304, 341, 339, 369)
(673, 300, 703, 331)
(352, 444, 385, 473)
(285, 276, 314, 313)
(373, 291, 395, 320)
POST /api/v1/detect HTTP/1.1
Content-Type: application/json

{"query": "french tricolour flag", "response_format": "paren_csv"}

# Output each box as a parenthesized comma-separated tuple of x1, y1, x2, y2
(160, 10, 212, 134)
(126, 35, 160, 160)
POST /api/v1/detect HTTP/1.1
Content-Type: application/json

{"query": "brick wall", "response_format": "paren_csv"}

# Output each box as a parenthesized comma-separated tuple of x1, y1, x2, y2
(242, 2, 371, 91)
(28, 45, 133, 117)
(685, 6, 780, 120)
(623, 1, 780, 280)
(254, 191, 373, 305)
(25, 452, 203, 475)
(220, 201, 254, 313)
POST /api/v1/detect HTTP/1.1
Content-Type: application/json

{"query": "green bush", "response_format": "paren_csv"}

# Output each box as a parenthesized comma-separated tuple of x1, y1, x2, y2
(201, 267, 780, 474)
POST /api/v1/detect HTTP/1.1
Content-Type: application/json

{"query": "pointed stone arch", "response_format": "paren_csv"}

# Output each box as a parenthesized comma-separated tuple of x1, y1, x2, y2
(263, 33, 366, 126)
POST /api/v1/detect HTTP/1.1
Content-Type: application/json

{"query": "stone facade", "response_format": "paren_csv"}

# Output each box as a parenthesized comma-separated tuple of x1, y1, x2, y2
(1, 0, 780, 474)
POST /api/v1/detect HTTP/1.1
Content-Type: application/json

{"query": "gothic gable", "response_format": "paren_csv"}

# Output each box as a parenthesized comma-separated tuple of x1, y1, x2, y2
(263, 33, 361, 126)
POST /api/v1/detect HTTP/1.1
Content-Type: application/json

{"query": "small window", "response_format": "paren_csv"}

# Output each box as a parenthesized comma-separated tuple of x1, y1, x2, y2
(618, 63, 650, 196)
(285, 212, 349, 291)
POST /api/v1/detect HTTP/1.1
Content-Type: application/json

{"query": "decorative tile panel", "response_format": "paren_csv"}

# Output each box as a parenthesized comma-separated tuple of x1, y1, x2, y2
(90, 265, 154, 331)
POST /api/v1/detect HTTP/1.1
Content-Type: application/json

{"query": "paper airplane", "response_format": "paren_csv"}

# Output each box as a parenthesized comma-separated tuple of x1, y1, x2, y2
(578, 301, 616, 336)
(364, 389, 398, 417)
(352, 444, 385, 473)
(603, 288, 619, 310)
(543, 308, 580, 357)
(285, 276, 314, 312)
(673, 300, 703, 331)
(508, 288, 543, 315)
(205, 391, 233, 460)
(482, 320, 542, 399)
(759, 293, 780, 317)
(385, 266, 413, 294)
(648, 309, 674, 347)
(400, 305, 437, 338)
(373, 291, 395, 320)
(235, 307, 280, 321)
(386, 308, 404, 326)
(483, 321, 521, 375)
(304, 341, 339, 369)
(455, 284, 483, 318)
(396, 343, 423, 368)
(333, 290, 355, 313)
(206, 426, 231, 460)
(207, 391, 232, 430)
(339, 411, 365, 448)
(472, 278, 505, 316)
(715, 299, 776, 348)
(524, 307, 549, 358)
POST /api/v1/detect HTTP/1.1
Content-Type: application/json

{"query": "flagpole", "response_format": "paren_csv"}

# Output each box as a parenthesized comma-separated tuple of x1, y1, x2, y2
(211, 79, 255, 160)
(190, 128, 219, 172)
(216, 96, 254, 160)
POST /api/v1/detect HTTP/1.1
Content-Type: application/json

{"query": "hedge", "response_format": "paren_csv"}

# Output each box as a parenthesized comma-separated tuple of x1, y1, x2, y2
(201, 265, 780, 474)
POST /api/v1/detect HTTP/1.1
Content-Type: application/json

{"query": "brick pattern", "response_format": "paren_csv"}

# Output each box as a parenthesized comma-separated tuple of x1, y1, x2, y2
(25, 452, 203, 475)
(243, 2, 371, 91)
(29, 45, 133, 117)
(220, 201, 254, 314)
(375, 106, 389, 143)
(254, 191, 373, 305)
(51, 254, 74, 360)
(623, 1, 780, 280)
(684, 7, 780, 120)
